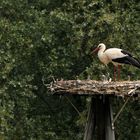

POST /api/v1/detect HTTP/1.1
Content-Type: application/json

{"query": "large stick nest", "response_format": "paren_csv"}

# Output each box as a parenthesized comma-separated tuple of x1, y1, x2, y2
(48, 80, 140, 98)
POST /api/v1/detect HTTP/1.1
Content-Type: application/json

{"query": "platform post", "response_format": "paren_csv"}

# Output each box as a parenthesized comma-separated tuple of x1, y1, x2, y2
(84, 96, 115, 140)
(84, 97, 95, 140)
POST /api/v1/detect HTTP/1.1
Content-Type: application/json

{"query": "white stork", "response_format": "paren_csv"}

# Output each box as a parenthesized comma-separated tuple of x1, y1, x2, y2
(91, 43, 140, 81)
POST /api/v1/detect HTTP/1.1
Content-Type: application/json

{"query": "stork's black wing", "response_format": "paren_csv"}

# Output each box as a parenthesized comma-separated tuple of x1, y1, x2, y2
(112, 50, 140, 69)
(121, 50, 132, 57)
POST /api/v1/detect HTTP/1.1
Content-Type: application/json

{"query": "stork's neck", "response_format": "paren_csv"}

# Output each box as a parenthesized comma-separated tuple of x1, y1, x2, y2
(98, 45, 106, 57)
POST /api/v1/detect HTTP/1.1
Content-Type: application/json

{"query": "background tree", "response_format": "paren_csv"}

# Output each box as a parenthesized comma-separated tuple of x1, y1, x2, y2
(0, 0, 139, 139)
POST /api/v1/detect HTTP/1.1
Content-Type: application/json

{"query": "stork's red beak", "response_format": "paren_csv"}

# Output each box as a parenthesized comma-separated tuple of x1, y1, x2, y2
(90, 47, 99, 55)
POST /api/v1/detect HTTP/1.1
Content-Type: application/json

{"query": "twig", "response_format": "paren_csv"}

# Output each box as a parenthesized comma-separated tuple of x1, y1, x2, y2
(64, 96, 82, 118)
(112, 87, 137, 124)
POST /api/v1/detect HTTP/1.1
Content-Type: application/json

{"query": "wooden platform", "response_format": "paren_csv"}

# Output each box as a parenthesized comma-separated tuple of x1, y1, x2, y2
(48, 80, 140, 140)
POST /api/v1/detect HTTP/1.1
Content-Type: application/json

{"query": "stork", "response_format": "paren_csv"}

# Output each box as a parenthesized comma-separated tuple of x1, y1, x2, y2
(91, 43, 140, 81)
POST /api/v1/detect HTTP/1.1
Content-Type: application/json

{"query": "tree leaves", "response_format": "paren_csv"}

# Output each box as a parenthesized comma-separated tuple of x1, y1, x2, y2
(0, 0, 139, 139)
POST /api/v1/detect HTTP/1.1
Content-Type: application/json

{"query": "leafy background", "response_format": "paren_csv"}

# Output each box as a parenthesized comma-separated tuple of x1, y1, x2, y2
(0, 0, 140, 139)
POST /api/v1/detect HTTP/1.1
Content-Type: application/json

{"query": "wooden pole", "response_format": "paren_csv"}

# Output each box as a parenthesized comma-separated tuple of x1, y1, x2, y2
(84, 97, 95, 140)
(96, 96, 105, 140)
(104, 97, 115, 140)
(84, 96, 115, 140)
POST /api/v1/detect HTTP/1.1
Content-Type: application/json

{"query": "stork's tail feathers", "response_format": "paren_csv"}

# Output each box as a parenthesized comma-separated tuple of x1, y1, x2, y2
(112, 56, 140, 69)
(126, 56, 140, 69)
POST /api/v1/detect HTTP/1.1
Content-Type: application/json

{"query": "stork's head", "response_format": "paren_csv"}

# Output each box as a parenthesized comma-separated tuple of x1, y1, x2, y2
(97, 43, 106, 49)
(91, 43, 106, 54)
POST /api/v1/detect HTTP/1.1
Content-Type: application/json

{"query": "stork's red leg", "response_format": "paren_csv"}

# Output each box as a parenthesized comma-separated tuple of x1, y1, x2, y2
(117, 65, 121, 81)
(114, 66, 116, 81)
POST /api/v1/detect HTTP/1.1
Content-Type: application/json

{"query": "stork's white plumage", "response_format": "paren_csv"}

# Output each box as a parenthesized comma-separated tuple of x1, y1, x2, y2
(92, 43, 140, 81)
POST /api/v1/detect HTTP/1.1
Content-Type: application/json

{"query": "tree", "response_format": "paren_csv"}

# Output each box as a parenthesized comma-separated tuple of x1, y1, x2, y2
(0, 0, 139, 139)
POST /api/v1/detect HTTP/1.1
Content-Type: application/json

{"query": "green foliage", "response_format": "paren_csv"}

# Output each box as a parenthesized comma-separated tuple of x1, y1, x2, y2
(0, 0, 140, 139)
